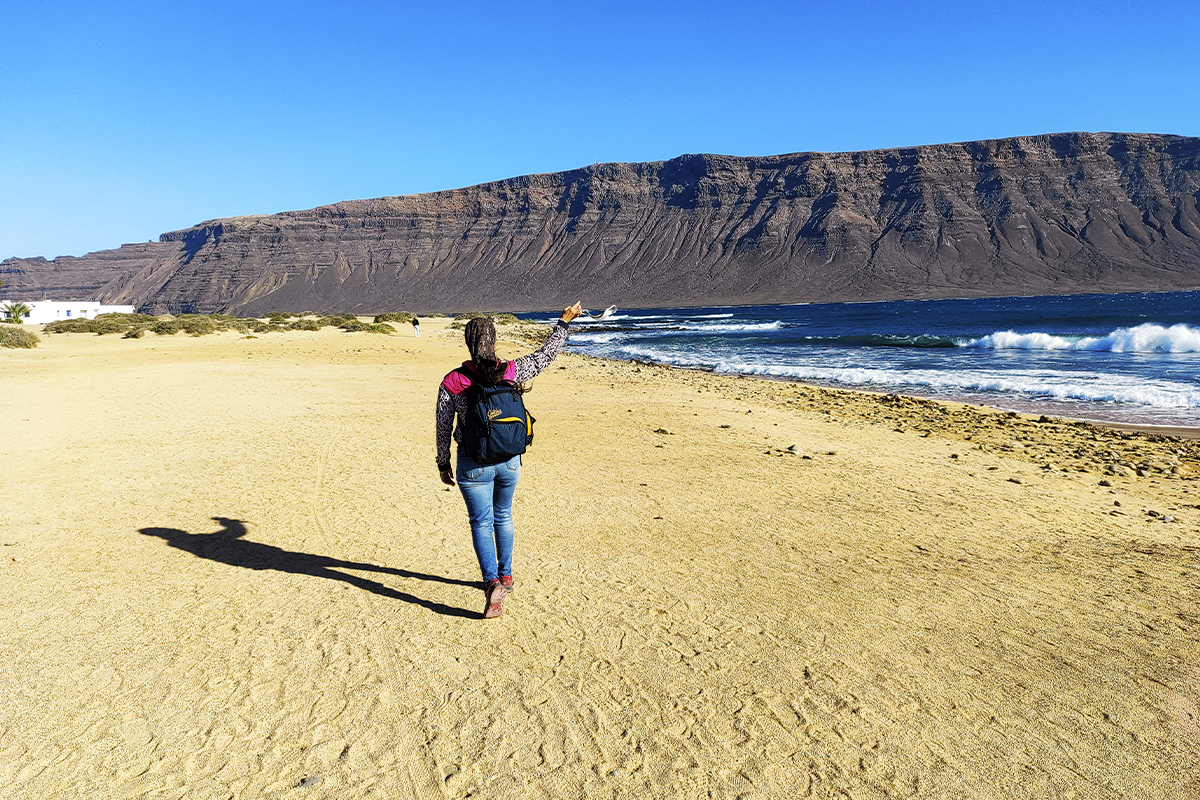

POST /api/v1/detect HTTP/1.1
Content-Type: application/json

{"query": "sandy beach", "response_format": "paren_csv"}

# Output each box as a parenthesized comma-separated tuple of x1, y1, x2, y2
(2, 317, 1198, 799)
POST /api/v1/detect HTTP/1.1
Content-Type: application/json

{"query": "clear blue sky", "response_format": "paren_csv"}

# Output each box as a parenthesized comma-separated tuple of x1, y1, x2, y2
(2, 0, 1197, 259)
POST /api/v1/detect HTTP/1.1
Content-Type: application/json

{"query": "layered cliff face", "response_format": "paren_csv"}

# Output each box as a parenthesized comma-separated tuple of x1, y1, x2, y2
(3, 132, 1199, 314)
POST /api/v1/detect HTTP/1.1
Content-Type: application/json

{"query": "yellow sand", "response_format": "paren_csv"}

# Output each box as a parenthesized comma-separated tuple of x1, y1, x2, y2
(1, 318, 1197, 799)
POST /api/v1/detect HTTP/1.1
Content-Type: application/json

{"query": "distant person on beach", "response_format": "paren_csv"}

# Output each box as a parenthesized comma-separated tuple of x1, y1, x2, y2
(436, 302, 582, 618)
(411, 317, 420, 337)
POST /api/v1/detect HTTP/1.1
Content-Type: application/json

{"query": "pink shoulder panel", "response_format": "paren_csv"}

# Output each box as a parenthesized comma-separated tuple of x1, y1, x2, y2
(441, 361, 515, 394)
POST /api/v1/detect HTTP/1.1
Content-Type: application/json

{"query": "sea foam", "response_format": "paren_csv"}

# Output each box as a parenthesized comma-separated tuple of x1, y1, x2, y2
(678, 321, 783, 333)
(707, 363, 1200, 408)
(968, 323, 1200, 353)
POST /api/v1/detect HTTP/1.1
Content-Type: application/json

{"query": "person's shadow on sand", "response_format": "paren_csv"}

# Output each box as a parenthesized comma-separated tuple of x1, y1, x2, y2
(139, 517, 477, 619)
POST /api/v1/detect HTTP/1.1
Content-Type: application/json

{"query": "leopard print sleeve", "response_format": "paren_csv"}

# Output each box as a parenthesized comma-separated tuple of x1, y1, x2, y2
(435, 385, 456, 469)
(512, 320, 570, 383)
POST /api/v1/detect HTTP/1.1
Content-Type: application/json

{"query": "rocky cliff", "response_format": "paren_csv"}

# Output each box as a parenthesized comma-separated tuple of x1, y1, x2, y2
(4, 132, 1199, 314)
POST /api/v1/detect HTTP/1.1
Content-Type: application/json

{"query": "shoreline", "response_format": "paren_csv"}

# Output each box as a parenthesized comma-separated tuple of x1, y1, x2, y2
(557, 291, 1200, 438)
(579, 353, 1200, 441)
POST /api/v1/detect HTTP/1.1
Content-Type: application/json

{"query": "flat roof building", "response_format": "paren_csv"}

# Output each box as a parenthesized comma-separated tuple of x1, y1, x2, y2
(4, 301, 136, 325)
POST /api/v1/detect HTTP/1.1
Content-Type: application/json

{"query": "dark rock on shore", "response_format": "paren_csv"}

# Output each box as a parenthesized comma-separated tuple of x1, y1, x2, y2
(3, 132, 1198, 314)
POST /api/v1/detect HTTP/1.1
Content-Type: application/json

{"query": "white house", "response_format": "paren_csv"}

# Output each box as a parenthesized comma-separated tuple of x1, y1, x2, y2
(4, 300, 137, 325)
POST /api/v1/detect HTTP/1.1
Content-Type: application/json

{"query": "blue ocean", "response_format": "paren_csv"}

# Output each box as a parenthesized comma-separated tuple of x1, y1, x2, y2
(526, 291, 1200, 429)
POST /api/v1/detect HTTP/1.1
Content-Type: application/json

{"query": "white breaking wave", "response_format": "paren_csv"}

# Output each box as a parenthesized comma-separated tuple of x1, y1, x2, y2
(677, 321, 783, 333)
(721, 364, 1200, 408)
(613, 344, 1200, 409)
(967, 323, 1200, 352)
(569, 331, 623, 344)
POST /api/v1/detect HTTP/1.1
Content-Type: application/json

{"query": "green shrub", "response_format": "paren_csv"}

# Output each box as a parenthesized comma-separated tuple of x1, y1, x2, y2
(105, 312, 155, 324)
(91, 317, 126, 335)
(0, 325, 40, 348)
(42, 312, 157, 336)
(318, 314, 357, 326)
(44, 318, 95, 334)
(266, 312, 294, 322)
(374, 312, 415, 323)
(290, 319, 321, 331)
(451, 312, 519, 329)
(209, 314, 245, 328)
(209, 315, 249, 333)
(451, 312, 484, 330)
(150, 319, 182, 335)
(339, 320, 394, 334)
(180, 317, 216, 336)
(43, 312, 256, 338)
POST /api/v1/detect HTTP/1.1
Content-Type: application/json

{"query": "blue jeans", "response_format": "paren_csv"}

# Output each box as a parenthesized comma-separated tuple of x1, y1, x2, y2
(456, 451, 521, 583)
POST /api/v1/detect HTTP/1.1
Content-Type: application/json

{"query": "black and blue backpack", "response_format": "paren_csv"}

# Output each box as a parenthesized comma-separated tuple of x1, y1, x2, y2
(455, 369, 536, 464)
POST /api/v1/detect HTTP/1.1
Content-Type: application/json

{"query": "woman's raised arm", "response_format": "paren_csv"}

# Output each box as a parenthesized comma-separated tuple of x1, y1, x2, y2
(512, 302, 581, 383)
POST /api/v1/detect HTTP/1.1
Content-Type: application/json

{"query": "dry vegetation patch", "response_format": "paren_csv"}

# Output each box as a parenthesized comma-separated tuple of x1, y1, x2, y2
(0, 324, 41, 348)
(40, 311, 413, 339)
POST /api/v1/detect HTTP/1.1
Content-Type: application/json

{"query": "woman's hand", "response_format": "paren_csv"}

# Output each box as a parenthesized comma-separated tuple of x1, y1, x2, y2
(560, 302, 583, 323)
(439, 468, 455, 486)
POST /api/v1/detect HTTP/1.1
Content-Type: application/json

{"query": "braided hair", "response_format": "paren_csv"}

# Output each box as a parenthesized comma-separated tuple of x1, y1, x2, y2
(463, 316, 508, 385)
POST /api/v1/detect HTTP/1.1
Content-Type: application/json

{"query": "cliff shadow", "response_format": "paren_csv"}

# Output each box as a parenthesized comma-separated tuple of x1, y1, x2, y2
(139, 517, 478, 619)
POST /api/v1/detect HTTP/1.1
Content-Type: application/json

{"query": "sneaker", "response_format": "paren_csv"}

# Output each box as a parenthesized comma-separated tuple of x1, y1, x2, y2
(483, 579, 507, 619)
(499, 574, 514, 591)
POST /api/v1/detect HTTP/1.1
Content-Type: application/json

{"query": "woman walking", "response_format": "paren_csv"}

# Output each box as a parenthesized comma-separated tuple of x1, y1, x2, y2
(436, 303, 582, 618)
